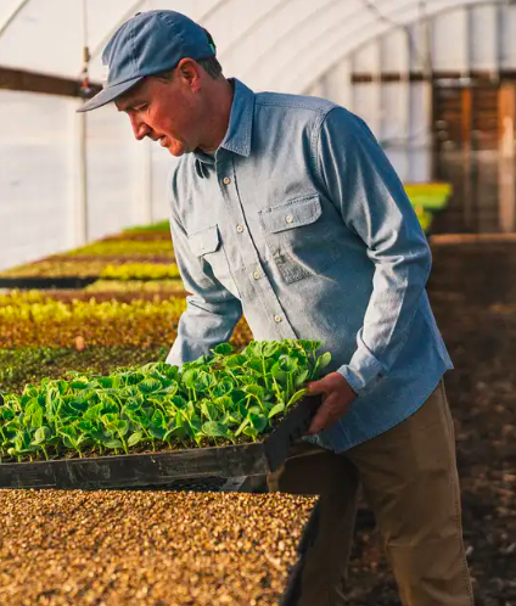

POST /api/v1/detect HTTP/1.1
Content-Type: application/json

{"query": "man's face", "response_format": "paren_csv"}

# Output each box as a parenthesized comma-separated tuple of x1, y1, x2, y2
(115, 63, 203, 157)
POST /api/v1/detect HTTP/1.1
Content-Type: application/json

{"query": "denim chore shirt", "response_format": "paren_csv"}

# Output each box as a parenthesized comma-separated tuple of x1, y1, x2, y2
(165, 78, 453, 453)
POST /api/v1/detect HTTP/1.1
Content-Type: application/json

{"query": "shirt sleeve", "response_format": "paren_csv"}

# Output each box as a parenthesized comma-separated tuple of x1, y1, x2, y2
(316, 107, 432, 395)
(165, 169, 243, 368)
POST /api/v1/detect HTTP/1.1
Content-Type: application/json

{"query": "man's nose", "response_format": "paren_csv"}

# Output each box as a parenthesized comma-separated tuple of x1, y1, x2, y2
(130, 114, 150, 141)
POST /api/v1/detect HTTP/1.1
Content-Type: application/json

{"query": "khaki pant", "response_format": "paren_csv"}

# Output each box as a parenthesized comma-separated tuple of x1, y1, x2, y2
(267, 380, 474, 606)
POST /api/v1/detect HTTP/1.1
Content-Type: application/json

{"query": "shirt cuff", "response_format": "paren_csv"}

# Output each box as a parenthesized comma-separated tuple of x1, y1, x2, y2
(165, 347, 182, 368)
(336, 345, 385, 396)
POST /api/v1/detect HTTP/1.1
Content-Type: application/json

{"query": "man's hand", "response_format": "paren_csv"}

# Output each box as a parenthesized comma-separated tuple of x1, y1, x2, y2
(306, 372, 357, 435)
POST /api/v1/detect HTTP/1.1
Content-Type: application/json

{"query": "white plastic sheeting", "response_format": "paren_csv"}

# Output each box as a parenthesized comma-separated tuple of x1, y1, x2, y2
(0, 91, 73, 268)
(0, 0, 509, 91)
(0, 91, 174, 271)
(0, 0, 512, 271)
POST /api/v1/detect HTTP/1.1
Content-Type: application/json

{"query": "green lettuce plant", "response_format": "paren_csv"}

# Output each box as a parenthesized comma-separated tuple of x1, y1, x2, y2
(0, 339, 331, 463)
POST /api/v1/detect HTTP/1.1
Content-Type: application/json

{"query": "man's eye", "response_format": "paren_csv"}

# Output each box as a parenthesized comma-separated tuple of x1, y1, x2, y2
(134, 104, 149, 113)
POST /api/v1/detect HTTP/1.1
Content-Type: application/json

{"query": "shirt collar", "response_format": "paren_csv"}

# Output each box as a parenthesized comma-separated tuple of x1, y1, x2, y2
(193, 78, 254, 168)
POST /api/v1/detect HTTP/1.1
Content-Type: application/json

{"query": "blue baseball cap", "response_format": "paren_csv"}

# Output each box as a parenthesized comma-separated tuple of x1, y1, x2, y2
(78, 10, 216, 112)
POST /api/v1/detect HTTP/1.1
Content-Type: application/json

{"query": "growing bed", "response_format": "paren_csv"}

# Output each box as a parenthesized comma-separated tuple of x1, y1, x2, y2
(0, 489, 320, 606)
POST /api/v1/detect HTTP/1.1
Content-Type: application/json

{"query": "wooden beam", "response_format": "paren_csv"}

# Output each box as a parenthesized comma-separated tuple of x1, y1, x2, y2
(0, 66, 101, 98)
(351, 70, 516, 85)
(351, 72, 427, 84)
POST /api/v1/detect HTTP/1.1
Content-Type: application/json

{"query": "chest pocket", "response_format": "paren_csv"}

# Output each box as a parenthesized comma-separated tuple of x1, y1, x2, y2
(258, 193, 342, 284)
(187, 225, 240, 298)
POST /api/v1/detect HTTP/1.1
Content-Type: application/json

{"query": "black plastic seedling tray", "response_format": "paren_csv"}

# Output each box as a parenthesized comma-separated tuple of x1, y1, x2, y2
(0, 276, 98, 289)
(0, 395, 322, 489)
(0, 276, 177, 290)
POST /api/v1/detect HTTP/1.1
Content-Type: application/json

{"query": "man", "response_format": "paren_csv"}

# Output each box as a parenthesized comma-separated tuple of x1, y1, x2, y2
(80, 10, 474, 606)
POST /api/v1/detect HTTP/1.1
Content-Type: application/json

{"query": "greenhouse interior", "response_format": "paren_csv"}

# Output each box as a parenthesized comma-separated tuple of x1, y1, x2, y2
(0, 1, 514, 605)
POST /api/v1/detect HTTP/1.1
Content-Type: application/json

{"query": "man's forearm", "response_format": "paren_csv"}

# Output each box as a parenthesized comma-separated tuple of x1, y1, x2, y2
(337, 244, 431, 395)
(166, 294, 242, 367)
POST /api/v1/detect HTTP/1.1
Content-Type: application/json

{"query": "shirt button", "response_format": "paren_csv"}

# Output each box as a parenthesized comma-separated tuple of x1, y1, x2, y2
(285, 214, 294, 224)
(223, 177, 231, 185)
(274, 315, 282, 323)
(252, 271, 260, 280)
(236, 224, 244, 233)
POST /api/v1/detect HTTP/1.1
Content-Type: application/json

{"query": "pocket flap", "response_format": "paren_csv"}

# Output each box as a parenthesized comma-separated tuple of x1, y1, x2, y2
(188, 225, 220, 256)
(259, 194, 322, 234)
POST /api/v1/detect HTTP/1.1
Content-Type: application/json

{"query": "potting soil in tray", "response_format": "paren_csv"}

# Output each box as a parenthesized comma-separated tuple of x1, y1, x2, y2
(0, 489, 318, 606)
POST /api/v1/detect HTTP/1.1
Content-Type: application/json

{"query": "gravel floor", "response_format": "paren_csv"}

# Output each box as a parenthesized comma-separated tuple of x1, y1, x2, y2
(0, 490, 317, 606)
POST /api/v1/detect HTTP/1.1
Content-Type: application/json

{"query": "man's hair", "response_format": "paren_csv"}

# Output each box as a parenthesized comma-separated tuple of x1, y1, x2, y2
(154, 55, 223, 82)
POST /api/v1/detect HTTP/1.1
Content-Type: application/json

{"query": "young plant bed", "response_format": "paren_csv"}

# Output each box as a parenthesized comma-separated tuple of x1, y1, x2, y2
(0, 340, 328, 487)
(101, 262, 181, 280)
(123, 219, 170, 232)
(405, 181, 452, 211)
(0, 289, 252, 355)
(0, 489, 319, 606)
(101, 229, 172, 242)
(3, 286, 187, 306)
(0, 339, 252, 397)
(0, 260, 181, 286)
(84, 278, 185, 294)
(48, 254, 176, 264)
(0, 293, 187, 348)
(0, 346, 169, 395)
(63, 239, 175, 257)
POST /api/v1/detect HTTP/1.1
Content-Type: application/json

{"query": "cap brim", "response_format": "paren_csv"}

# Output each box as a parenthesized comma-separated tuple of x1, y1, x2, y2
(77, 76, 144, 113)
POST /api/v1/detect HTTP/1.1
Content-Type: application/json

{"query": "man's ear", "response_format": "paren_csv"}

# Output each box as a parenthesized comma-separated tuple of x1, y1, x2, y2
(176, 58, 202, 92)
